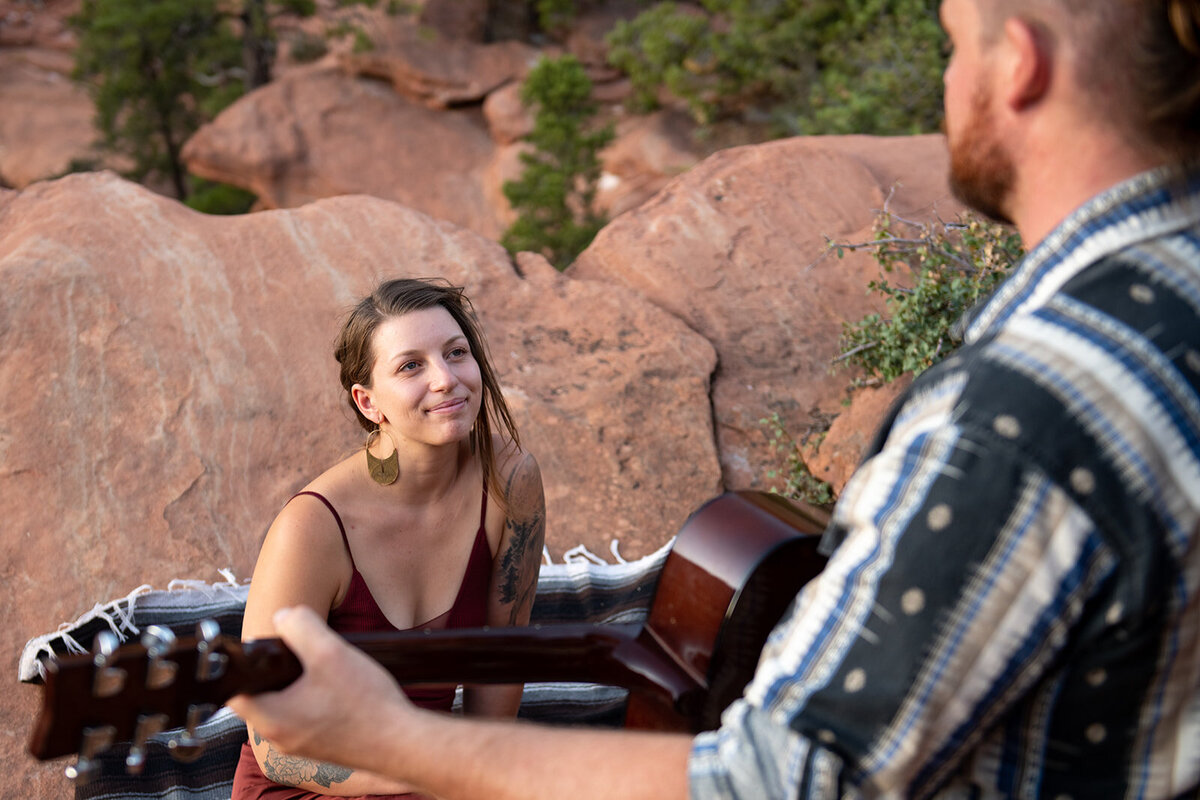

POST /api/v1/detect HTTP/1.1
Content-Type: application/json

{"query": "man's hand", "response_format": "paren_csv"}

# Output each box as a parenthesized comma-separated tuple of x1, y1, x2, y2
(227, 605, 692, 800)
(226, 605, 415, 769)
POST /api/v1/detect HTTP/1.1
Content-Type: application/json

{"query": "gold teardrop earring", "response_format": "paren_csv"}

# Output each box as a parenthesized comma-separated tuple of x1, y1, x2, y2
(365, 427, 399, 486)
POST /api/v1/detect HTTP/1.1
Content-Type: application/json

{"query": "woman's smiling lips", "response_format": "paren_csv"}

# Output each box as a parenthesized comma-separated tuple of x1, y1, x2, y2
(427, 397, 468, 414)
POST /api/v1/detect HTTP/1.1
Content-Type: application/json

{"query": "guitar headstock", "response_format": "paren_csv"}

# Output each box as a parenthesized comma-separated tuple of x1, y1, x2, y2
(28, 620, 301, 785)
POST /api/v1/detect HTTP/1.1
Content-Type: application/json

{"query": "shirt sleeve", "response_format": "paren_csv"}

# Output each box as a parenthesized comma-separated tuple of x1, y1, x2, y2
(687, 373, 1116, 799)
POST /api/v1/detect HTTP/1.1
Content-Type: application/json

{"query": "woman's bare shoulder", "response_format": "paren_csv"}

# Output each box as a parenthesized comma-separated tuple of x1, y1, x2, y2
(265, 456, 360, 553)
(493, 438, 541, 493)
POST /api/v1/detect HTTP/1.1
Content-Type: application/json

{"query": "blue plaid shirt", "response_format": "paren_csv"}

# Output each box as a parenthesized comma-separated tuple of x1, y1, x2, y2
(690, 165, 1200, 799)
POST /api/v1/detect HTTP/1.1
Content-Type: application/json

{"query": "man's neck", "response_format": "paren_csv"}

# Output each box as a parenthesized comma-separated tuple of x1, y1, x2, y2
(1011, 130, 1165, 248)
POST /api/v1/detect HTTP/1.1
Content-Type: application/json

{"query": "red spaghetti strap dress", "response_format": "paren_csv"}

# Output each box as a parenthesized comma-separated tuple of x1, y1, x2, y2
(231, 490, 493, 800)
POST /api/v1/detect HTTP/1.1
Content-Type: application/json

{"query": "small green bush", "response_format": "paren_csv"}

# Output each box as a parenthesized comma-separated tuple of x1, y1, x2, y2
(606, 0, 946, 136)
(836, 211, 1025, 383)
(761, 208, 1024, 504)
(761, 412, 836, 508)
(501, 55, 614, 270)
(386, 0, 418, 14)
(184, 178, 258, 215)
(289, 30, 328, 63)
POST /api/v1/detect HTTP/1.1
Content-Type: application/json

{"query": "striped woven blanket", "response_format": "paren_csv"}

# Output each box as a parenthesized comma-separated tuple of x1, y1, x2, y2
(20, 542, 670, 800)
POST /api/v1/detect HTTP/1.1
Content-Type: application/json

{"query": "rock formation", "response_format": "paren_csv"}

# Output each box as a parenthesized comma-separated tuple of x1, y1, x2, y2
(570, 134, 962, 488)
(1, 172, 724, 793)
(338, 15, 540, 109)
(182, 65, 506, 237)
(183, 64, 707, 242)
(0, 0, 106, 189)
(0, 10, 973, 796)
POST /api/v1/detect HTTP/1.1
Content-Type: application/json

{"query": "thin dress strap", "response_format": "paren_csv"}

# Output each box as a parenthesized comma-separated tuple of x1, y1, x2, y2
(479, 483, 489, 550)
(290, 490, 354, 568)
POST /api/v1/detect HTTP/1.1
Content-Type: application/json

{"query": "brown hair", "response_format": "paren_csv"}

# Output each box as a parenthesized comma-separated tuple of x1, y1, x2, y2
(978, 0, 1200, 156)
(333, 278, 520, 505)
(1137, 0, 1200, 154)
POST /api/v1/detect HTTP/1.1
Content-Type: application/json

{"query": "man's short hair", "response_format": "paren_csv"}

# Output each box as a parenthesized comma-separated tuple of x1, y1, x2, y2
(978, 0, 1200, 156)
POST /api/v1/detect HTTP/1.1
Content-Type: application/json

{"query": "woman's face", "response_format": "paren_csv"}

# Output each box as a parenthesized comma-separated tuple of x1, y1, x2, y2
(363, 306, 483, 449)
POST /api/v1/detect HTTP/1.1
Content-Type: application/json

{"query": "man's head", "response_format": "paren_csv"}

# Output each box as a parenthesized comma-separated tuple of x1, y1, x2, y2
(941, 0, 1200, 226)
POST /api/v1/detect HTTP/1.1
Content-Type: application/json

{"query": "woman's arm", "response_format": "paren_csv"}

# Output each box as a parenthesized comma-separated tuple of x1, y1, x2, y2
(242, 495, 424, 796)
(230, 606, 691, 800)
(462, 451, 546, 717)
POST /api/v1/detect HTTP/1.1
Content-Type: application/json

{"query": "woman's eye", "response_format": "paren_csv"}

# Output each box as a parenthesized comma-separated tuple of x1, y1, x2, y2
(449, 347, 469, 359)
(399, 361, 420, 372)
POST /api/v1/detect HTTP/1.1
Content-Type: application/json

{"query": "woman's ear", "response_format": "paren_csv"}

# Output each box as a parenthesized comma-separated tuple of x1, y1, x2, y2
(351, 384, 381, 425)
(1003, 16, 1053, 110)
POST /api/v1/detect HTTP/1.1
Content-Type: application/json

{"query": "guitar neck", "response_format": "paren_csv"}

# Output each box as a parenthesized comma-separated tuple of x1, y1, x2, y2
(349, 624, 698, 700)
(30, 490, 831, 771)
(30, 623, 703, 761)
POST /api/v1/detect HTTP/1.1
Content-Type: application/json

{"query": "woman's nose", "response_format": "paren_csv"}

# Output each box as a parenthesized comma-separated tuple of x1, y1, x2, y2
(428, 358, 458, 391)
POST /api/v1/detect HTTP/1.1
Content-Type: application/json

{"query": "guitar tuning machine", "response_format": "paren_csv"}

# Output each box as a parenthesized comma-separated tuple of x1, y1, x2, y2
(167, 703, 216, 763)
(91, 630, 126, 699)
(125, 713, 168, 774)
(141, 625, 179, 691)
(195, 618, 228, 682)
(65, 724, 116, 785)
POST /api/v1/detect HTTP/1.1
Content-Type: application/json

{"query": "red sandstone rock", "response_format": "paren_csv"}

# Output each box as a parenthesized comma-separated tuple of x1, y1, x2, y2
(2, 173, 721, 794)
(802, 375, 913, 496)
(596, 109, 703, 218)
(0, 0, 77, 50)
(0, 47, 105, 188)
(563, 1, 645, 80)
(482, 81, 533, 145)
(418, 0, 488, 42)
(339, 15, 539, 109)
(571, 134, 963, 491)
(181, 65, 507, 240)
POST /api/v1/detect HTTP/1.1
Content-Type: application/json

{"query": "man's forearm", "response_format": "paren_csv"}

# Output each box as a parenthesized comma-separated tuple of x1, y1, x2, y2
(227, 607, 694, 800)
(372, 703, 693, 800)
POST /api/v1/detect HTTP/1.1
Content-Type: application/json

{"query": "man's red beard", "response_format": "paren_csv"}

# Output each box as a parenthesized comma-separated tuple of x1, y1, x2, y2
(948, 86, 1017, 225)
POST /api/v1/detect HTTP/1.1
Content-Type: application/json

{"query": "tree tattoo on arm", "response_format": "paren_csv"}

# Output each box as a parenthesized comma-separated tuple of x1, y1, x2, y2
(499, 453, 546, 623)
(254, 729, 354, 789)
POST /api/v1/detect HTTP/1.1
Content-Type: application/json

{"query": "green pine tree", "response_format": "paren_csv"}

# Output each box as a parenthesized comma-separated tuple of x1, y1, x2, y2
(238, 0, 317, 90)
(71, 0, 245, 199)
(501, 55, 614, 270)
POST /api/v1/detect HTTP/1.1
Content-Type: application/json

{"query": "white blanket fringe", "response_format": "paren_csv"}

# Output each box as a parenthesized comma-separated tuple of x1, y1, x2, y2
(19, 571, 248, 683)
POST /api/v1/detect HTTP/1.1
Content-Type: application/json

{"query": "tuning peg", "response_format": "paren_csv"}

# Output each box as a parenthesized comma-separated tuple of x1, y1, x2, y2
(91, 630, 126, 699)
(64, 724, 115, 785)
(125, 713, 168, 774)
(167, 703, 216, 763)
(195, 619, 228, 681)
(141, 625, 179, 691)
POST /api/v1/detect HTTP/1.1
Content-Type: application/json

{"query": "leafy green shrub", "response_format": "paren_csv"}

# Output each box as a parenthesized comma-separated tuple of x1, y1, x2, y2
(836, 211, 1025, 383)
(761, 209, 1024, 505)
(289, 30, 329, 63)
(606, 4, 714, 117)
(761, 412, 836, 508)
(534, 0, 578, 34)
(501, 55, 614, 270)
(326, 0, 382, 52)
(386, 0, 418, 14)
(606, 0, 946, 136)
(184, 178, 258, 215)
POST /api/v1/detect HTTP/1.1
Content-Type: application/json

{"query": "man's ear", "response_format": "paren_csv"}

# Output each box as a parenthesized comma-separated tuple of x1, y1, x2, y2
(351, 384, 381, 425)
(1002, 17, 1053, 110)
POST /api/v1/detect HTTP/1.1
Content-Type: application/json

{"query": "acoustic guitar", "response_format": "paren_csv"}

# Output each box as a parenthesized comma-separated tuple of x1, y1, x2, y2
(28, 490, 829, 784)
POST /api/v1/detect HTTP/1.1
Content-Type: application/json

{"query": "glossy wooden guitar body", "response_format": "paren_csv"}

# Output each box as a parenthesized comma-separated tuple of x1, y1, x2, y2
(29, 490, 829, 775)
